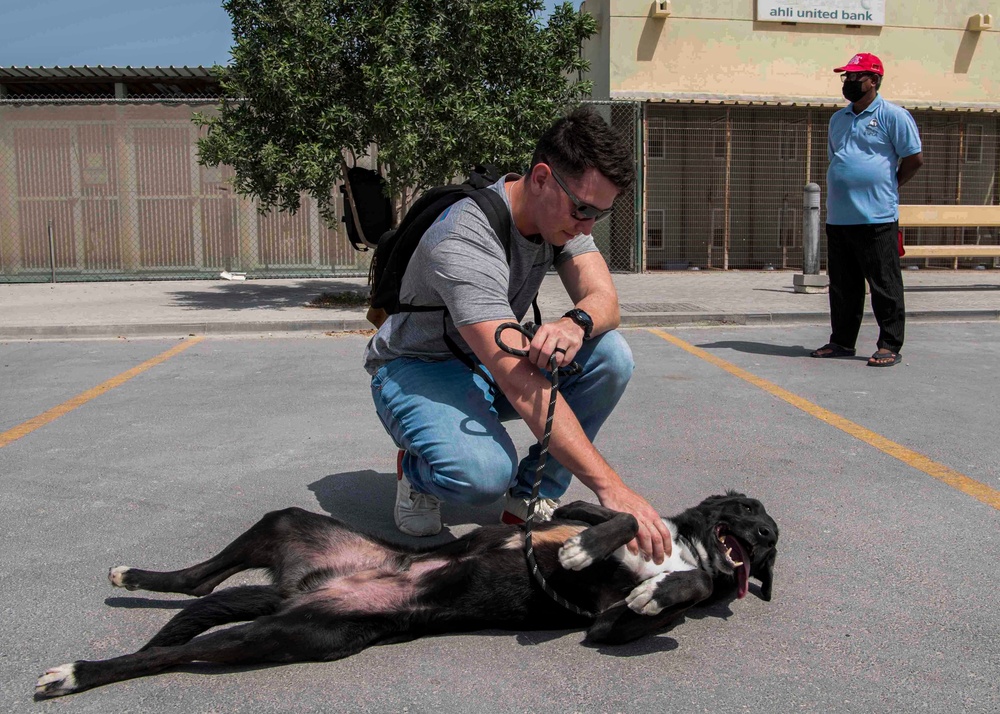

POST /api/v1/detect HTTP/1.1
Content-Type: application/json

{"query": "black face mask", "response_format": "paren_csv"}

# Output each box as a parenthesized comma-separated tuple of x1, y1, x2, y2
(842, 80, 868, 103)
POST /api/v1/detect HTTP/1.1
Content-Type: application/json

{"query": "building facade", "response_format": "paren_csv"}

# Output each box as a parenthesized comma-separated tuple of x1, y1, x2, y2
(582, 1, 1000, 269)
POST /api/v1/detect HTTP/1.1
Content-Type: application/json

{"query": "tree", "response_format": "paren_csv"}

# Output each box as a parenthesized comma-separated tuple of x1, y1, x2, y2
(196, 0, 597, 229)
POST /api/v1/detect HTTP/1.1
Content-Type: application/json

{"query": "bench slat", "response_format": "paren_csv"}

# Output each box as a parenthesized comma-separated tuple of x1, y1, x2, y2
(902, 245, 1000, 258)
(898, 205, 1000, 227)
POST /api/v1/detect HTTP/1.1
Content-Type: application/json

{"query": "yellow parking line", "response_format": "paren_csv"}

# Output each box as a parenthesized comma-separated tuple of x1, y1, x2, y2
(0, 337, 205, 449)
(648, 328, 1000, 511)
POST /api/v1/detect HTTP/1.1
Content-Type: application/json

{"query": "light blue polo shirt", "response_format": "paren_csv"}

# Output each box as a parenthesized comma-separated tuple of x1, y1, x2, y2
(826, 95, 922, 225)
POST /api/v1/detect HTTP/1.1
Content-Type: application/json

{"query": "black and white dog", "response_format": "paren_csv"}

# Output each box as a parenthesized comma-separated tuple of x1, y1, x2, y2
(36, 491, 778, 698)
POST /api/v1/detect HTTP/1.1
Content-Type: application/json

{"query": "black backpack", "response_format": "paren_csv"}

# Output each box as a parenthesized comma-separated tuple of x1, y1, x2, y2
(364, 168, 549, 380)
(339, 167, 394, 251)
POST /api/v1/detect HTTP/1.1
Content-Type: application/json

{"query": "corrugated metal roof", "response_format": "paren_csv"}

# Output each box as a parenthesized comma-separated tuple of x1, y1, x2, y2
(0, 66, 217, 80)
(613, 91, 1000, 113)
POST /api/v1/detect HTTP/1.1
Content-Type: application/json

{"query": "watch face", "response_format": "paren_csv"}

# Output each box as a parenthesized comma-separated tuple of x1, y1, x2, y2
(566, 309, 593, 338)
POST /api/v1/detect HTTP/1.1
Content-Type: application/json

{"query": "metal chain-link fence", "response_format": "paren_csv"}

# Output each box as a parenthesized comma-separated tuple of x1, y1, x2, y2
(5, 96, 993, 282)
(644, 103, 1000, 271)
(0, 98, 643, 283)
(0, 99, 370, 283)
(586, 100, 642, 272)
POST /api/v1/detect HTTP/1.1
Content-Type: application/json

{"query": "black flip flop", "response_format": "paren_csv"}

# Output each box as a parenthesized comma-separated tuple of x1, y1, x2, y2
(867, 351, 902, 367)
(810, 343, 856, 358)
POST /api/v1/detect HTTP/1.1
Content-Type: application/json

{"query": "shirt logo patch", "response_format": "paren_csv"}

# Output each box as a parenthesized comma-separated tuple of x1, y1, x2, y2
(868, 118, 879, 128)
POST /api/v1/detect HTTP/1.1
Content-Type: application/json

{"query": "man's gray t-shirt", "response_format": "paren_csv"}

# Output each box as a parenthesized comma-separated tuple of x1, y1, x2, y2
(363, 176, 599, 374)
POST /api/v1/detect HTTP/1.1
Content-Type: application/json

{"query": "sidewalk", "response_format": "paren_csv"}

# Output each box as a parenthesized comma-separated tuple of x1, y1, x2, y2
(1, 270, 998, 339)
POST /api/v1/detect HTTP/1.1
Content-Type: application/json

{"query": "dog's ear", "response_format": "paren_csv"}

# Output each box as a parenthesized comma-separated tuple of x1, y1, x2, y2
(754, 548, 776, 602)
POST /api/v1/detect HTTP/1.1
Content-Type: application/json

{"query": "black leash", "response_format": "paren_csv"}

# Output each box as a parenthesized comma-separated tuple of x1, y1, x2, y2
(494, 322, 597, 619)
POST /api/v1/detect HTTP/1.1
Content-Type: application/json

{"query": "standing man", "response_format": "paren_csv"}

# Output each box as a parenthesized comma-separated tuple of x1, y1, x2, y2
(364, 106, 671, 564)
(811, 53, 923, 367)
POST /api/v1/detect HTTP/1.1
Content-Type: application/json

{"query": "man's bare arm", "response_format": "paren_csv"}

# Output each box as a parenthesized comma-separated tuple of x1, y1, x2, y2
(458, 318, 671, 562)
(897, 152, 923, 187)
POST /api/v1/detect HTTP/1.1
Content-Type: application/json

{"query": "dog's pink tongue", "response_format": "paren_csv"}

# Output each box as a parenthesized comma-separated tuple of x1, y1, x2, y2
(735, 560, 750, 599)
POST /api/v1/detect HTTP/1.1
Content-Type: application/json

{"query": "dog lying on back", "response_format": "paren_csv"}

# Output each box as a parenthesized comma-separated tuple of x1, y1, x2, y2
(36, 491, 778, 698)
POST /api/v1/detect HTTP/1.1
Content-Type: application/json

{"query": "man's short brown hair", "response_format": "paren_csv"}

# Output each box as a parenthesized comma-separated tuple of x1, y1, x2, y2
(530, 106, 635, 191)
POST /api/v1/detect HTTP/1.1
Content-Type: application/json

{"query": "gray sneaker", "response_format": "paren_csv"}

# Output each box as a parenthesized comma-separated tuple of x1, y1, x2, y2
(394, 451, 442, 537)
(500, 492, 559, 525)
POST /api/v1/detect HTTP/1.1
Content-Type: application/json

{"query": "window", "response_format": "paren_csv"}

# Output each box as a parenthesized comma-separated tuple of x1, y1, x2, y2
(647, 118, 666, 159)
(779, 121, 802, 161)
(965, 124, 983, 164)
(710, 207, 725, 249)
(646, 208, 665, 249)
(712, 124, 727, 160)
(778, 208, 801, 248)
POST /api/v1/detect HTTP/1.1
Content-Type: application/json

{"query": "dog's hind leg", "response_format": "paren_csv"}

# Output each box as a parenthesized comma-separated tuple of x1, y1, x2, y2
(585, 570, 713, 645)
(110, 507, 358, 596)
(139, 585, 284, 650)
(36, 605, 399, 699)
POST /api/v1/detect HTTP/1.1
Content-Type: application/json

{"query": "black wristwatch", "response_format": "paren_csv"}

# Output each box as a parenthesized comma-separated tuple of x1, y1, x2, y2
(563, 308, 594, 341)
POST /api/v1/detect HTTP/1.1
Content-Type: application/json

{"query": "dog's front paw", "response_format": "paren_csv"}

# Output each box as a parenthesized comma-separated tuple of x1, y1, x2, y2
(626, 573, 668, 615)
(109, 566, 137, 590)
(35, 663, 78, 699)
(558, 535, 594, 571)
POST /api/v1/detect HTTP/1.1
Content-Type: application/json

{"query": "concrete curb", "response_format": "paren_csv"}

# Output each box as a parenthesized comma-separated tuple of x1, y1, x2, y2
(2, 309, 998, 340)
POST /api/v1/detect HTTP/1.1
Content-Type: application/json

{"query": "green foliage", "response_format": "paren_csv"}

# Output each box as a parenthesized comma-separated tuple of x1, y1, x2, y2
(196, 0, 596, 225)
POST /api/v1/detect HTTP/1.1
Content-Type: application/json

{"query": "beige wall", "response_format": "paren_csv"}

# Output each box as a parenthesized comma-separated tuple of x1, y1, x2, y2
(582, 1, 1000, 109)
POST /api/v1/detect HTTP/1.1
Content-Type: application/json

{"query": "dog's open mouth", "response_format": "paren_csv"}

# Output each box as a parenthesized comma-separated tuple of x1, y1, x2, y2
(715, 525, 751, 599)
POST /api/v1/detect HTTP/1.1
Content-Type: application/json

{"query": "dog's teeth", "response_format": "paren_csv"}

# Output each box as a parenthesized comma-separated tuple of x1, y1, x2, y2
(732, 559, 743, 566)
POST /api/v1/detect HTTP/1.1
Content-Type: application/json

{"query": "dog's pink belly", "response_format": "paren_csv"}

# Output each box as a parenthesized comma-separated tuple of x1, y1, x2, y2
(296, 559, 449, 615)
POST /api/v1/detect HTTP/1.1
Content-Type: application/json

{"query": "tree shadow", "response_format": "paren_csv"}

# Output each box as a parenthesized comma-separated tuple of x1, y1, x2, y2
(169, 279, 368, 313)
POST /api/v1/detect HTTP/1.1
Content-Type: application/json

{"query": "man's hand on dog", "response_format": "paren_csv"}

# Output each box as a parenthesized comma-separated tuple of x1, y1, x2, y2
(597, 485, 672, 563)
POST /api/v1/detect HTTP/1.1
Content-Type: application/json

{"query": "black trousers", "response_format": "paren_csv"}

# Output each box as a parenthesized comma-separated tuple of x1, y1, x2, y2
(826, 221, 905, 353)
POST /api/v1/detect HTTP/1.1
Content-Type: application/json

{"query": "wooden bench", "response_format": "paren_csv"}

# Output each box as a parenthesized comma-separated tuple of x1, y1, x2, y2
(898, 205, 1000, 260)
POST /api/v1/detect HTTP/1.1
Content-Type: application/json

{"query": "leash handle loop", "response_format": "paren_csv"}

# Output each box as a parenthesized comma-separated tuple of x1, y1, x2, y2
(494, 322, 582, 376)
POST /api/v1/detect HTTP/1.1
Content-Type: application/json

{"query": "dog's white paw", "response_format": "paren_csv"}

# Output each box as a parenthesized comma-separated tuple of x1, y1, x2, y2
(109, 566, 135, 589)
(35, 663, 78, 698)
(626, 573, 668, 615)
(558, 535, 594, 571)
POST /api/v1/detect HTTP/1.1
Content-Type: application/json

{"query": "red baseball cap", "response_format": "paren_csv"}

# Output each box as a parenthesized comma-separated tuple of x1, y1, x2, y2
(834, 52, 884, 76)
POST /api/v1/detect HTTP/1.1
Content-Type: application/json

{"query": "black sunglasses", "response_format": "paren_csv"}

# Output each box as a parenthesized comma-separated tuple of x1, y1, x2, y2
(548, 167, 615, 223)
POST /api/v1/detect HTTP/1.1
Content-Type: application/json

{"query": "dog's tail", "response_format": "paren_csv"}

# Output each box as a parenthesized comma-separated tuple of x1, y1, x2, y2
(140, 585, 284, 650)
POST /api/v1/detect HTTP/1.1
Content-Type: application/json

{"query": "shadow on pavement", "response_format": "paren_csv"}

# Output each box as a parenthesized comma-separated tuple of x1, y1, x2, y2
(308, 470, 499, 545)
(696, 340, 816, 357)
(104, 596, 188, 610)
(169, 280, 368, 312)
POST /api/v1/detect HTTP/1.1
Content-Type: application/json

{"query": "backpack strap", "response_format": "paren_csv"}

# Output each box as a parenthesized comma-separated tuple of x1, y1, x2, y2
(441, 187, 514, 392)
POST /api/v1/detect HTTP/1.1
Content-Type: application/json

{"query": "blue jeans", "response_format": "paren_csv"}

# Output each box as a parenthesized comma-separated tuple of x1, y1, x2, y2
(370, 330, 634, 506)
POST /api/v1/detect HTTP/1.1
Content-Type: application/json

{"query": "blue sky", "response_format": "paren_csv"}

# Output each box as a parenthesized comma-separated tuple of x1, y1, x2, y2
(1, 1, 577, 68)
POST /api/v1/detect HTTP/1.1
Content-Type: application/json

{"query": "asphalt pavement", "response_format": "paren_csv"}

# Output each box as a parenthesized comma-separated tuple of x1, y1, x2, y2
(2, 273, 999, 712)
(1, 268, 999, 339)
